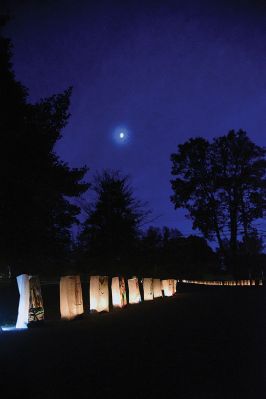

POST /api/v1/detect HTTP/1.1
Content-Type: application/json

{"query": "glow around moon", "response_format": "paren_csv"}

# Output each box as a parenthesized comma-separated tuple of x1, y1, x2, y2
(113, 126, 130, 145)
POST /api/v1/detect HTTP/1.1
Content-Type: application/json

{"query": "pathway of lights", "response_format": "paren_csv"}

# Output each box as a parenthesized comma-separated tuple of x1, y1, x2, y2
(0, 275, 263, 331)
(181, 279, 263, 286)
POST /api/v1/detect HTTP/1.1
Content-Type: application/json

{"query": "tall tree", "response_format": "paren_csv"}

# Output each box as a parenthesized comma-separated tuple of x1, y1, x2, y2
(212, 131, 266, 264)
(78, 170, 150, 274)
(0, 18, 89, 275)
(170, 137, 226, 250)
(170, 130, 266, 274)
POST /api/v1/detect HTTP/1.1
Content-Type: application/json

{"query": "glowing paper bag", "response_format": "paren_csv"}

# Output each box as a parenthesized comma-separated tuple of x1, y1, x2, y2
(112, 277, 121, 308)
(90, 276, 109, 312)
(60, 275, 84, 320)
(28, 276, 44, 323)
(153, 279, 162, 298)
(98, 276, 109, 312)
(143, 278, 153, 301)
(162, 279, 174, 297)
(169, 279, 175, 295)
(90, 275, 99, 311)
(111, 277, 127, 308)
(120, 277, 127, 307)
(16, 274, 30, 329)
(128, 277, 141, 304)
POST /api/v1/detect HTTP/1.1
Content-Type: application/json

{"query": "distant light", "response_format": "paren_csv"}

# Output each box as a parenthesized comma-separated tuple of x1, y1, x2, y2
(119, 132, 125, 139)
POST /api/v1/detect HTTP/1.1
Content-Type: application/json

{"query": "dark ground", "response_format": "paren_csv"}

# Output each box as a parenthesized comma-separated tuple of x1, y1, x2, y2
(0, 283, 265, 398)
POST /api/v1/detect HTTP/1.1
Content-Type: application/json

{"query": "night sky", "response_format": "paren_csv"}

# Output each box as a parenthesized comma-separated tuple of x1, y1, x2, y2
(2, 0, 266, 242)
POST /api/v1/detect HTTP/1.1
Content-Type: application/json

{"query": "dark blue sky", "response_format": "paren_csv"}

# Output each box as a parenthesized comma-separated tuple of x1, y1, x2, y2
(2, 0, 266, 243)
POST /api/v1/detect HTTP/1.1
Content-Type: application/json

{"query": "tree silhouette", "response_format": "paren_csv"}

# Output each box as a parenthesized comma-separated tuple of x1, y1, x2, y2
(0, 18, 89, 275)
(139, 227, 216, 278)
(77, 170, 150, 274)
(170, 130, 266, 275)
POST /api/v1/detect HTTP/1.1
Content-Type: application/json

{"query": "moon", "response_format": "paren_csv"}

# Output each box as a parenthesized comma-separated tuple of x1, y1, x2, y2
(112, 126, 130, 145)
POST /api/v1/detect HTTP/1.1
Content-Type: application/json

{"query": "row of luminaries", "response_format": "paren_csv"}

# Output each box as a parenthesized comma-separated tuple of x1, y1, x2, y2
(62, 276, 177, 317)
(16, 275, 177, 328)
(182, 279, 263, 286)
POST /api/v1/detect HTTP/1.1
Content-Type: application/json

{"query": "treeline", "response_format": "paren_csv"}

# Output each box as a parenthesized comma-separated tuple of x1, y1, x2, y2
(75, 171, 217, 278)
(0, 17, 265, 279)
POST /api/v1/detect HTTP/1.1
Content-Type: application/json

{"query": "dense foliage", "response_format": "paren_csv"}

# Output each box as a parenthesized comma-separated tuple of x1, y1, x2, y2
(171, 130, 266, 275)
(0, 17, 89, 275)
(77, 170, 149, 274)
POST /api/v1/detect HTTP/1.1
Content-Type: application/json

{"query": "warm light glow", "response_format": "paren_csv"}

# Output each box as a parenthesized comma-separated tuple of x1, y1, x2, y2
(111, 277, 121, 308)
(60, 275, 84, 320)
(112, 277, 127, 308)
(181, 278, 263, 287)
(162, 279, 175, 297)
(143, 278, 153, 301)
(153, 279, 162, 298)
(90, 276, 109, 312)
(111, 277, 127, 308)
(120, 277, 127, 307)
(29, 275, 44, 323)
(128, 277, 141, 304)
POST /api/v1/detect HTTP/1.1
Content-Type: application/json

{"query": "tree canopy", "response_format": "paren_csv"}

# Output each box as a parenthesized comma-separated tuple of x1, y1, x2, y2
(170, 130, 266, 275)
(0, 18, 89, 275)
(77, 170, 150, 274)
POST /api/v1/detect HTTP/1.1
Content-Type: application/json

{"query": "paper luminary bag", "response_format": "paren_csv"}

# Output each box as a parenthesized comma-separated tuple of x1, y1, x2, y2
(90, 276, 109, 312)
(128, 277, 141, 304)
(153, 279, 162, 298)
(162, 279, 175, 297)
(143, 278, 153, 301)
(111, 277, 127, 308)
(97, 276, 109, 312)
(169, 279, 175, 295)
(119, 277, 127, 307)
(111, 277, 121, 308)
(16, 274, 45, 328)
(28, 276, 44, 323)
(60, 275, 84, 320)
(16, 274, 30, 328)
(161, 280, 169, 296)
(173, 279, 178, 294)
